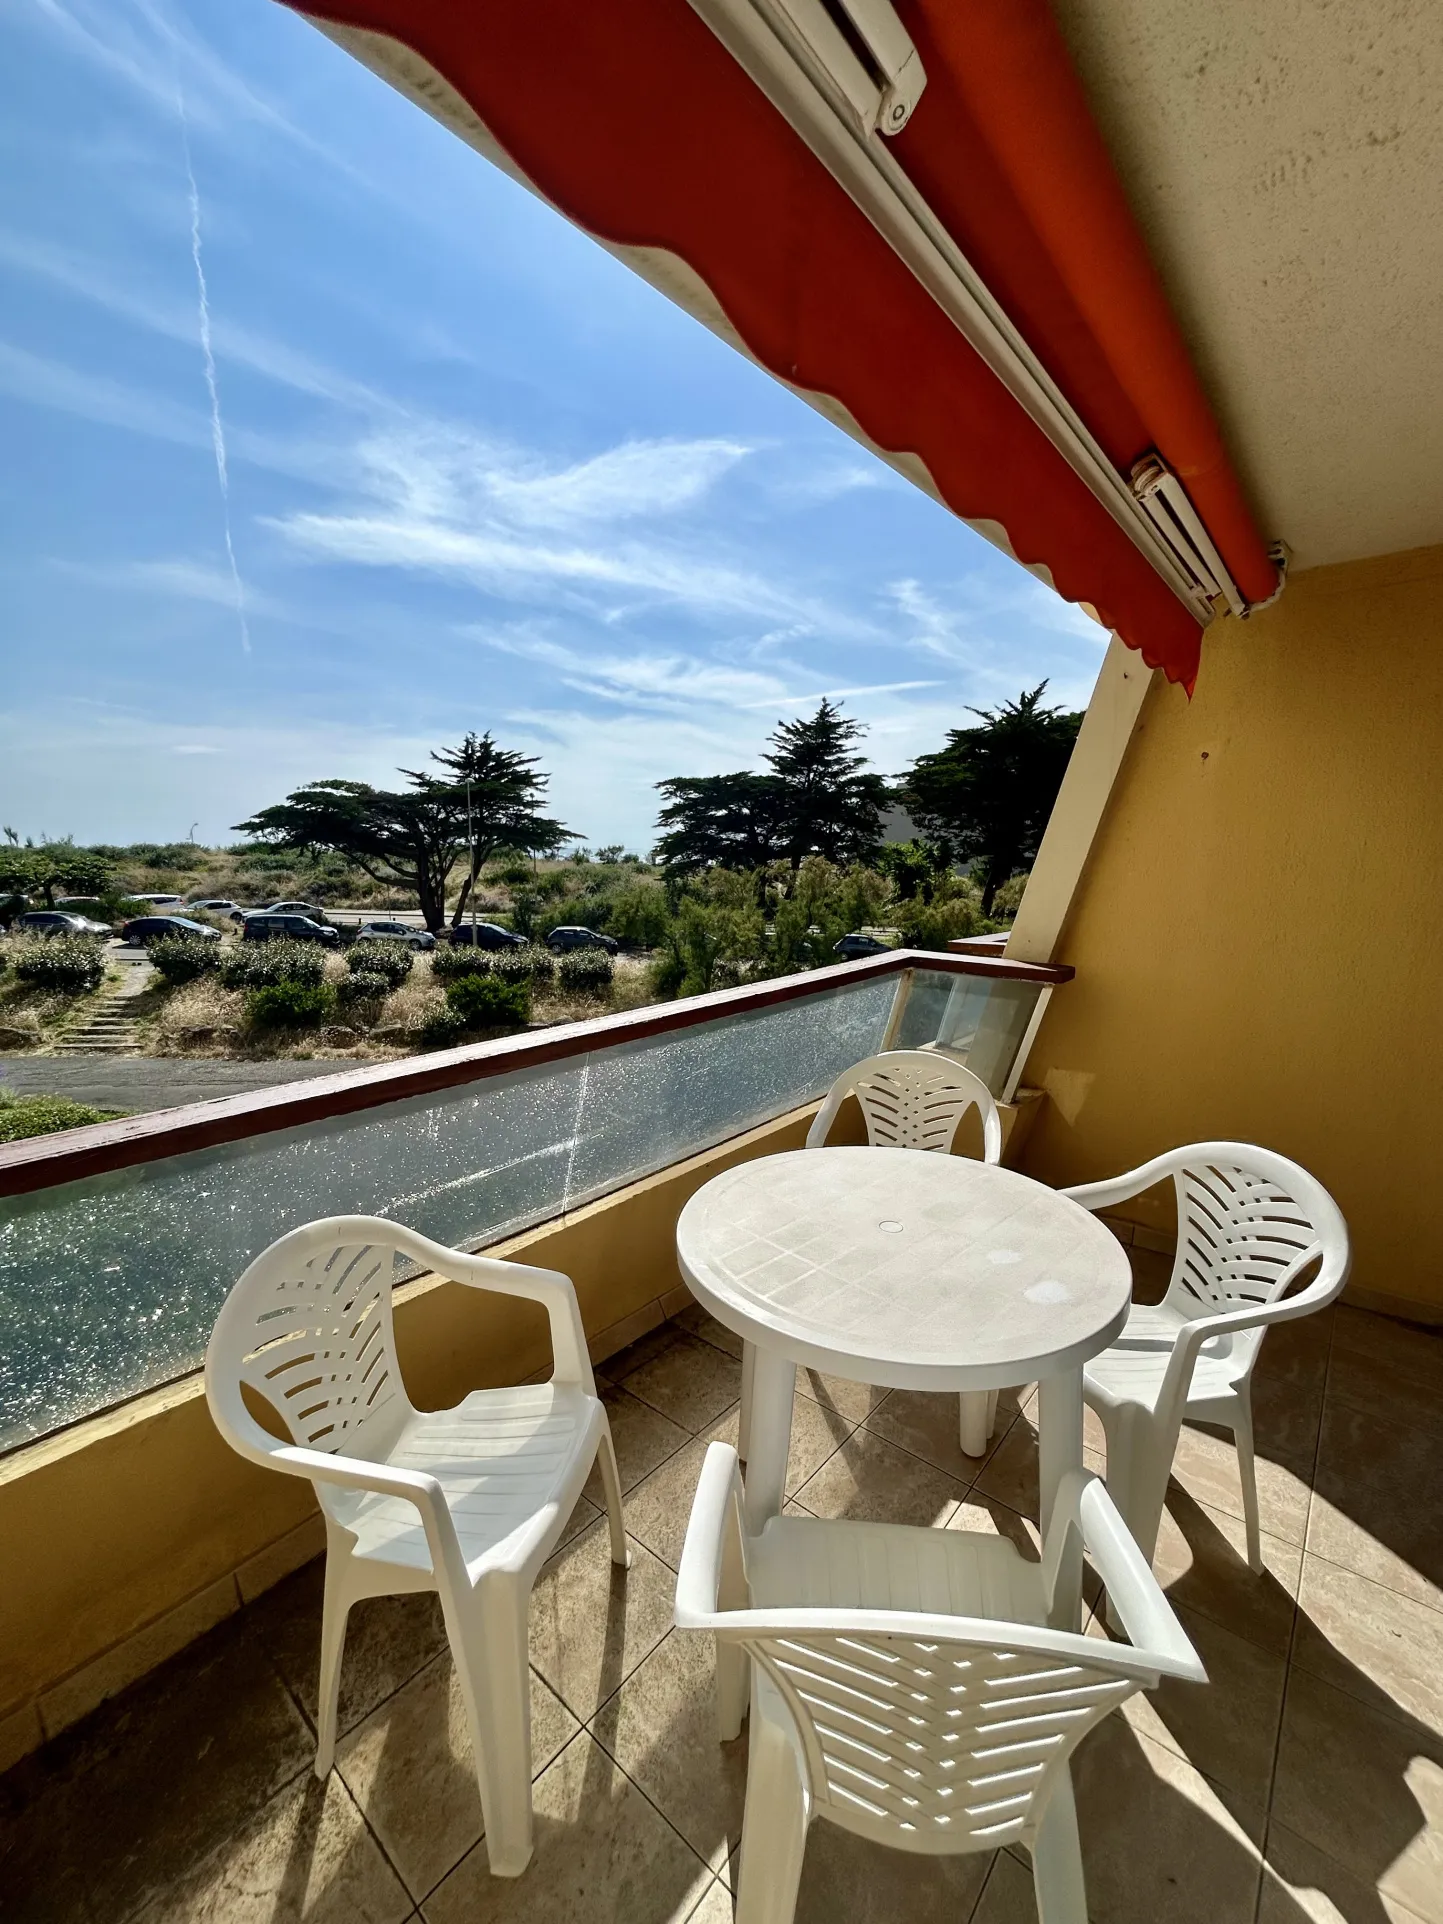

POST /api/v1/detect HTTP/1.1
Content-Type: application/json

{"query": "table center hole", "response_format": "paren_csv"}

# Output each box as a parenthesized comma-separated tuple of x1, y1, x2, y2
(878, 1219, 904, 1235)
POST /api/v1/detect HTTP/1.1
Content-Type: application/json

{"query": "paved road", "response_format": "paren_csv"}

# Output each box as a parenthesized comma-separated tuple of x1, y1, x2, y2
(0, 1057, 355, 1115)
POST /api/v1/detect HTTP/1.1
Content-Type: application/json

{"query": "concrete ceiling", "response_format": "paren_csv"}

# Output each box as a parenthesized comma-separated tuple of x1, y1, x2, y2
(1052, 0, 1443, 571)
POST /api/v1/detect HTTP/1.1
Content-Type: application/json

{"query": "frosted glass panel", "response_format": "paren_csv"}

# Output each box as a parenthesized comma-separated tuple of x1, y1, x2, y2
(0, 974, 896, 1449)
(567, 976, 897, 1202)
(896, 967, 1043, 1095)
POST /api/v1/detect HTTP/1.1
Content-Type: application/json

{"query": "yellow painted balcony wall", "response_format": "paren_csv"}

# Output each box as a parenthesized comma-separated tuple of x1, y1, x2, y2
(1019, 543, 1443, 1320)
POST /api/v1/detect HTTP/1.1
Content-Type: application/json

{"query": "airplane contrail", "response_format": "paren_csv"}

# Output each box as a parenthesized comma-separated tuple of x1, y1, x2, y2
(178, 91, 250, 653)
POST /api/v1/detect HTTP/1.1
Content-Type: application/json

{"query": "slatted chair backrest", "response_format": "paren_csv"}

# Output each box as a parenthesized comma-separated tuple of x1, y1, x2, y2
(1162, 1153, 1332, 1343)
(806, 1050, 1002, 1161)
(748, 1618, 1139, 1853)
(677, 1446, 1204, 1861)
(210, 1221, 414, 1492)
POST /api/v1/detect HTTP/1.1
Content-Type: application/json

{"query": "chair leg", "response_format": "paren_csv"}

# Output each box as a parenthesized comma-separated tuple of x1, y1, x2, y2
(959, 1390, 991, 1457)
(314, 1552, 351, 1779)
(595, 1424, 632, 1569)
(1232, 1394, 1263, 1574)
(446, 1577, 535, 1877)
(736, 1708, 809, 1924)
(1032, 1767, 1087, 1924)
(739, 1340, 756, 1463)
(716, 1639, 749, 1743)
(1100, 1405, 1168, 1628)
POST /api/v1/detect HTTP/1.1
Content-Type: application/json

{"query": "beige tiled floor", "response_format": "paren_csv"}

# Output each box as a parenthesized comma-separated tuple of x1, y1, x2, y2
(4, 1281, 1443, 1923)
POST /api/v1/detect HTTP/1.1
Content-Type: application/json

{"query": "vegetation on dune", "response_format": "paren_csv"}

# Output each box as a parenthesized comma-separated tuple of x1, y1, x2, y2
(247, 981, 337, 1031)
(11, 935, 107, 993)
(345, 939, 414, 988)
(2, 686, 1062, 1058)
(148, 935, 223, 985)
(443, 971, 531, 1033)
(220, 941, 326, 991)
(0, 1090, 126, 1142)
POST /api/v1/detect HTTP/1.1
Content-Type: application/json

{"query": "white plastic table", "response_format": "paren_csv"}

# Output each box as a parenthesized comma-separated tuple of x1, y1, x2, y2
(676, 1148, 1133, 1622)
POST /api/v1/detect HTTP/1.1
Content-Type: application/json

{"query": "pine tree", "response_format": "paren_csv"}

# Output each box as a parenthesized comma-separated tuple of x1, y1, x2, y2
(761, 700, 889, 872)
(902, 685, 1082, 913)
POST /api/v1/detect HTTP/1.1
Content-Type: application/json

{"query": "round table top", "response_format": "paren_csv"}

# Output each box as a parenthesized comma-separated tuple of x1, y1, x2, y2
(676, 1147, 1134, 1389)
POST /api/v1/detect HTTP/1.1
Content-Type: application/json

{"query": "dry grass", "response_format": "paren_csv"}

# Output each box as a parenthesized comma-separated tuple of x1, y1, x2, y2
(77, 946, 663, 1062)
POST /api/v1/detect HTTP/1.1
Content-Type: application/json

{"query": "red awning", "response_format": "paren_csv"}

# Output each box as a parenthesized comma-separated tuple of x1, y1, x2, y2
(292, 0, 1277, 691)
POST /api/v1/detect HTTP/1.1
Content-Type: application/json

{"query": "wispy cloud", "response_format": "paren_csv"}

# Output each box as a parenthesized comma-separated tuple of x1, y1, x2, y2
(469, 624, 937, 719)
(267, 423, 876, 631)
(62, 557, 288, 620)
(0, 225, 393, 413)
(28, 0, 354, 171)
(0, 336, 208, 446)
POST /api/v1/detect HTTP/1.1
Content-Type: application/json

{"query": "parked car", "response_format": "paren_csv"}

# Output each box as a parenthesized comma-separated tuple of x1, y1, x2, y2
(545, 925, 620, 955)
(15, 910, 113, 938)
(241, 914, 340, 947)
(122, 915, 222, 946)
(354, 920, 436, 951)
(445, 922, 527, 950)
(186, 899, 247, 922)
(833, 932, 895, 961)
(255, 900, 329, 921)
(127, 892, 184, 908)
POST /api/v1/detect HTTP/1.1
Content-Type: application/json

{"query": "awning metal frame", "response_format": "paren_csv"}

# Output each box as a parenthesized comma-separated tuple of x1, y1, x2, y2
(689, 0, 1222, 624)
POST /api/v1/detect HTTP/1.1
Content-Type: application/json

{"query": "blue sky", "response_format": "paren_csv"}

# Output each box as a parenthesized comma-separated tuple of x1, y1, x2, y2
(0, 0, 1108, 853)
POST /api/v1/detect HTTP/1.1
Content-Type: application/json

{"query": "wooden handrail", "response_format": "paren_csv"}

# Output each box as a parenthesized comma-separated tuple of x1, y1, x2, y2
(0, 950, 1071, 1198)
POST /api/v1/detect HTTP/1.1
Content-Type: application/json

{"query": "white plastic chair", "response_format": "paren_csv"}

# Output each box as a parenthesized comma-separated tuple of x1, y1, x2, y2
(677, 1441, 1205, 1924)
(804, 1049, 1003, 1162)
(1063, 1144, 1350, 1572)
(768, 1049, 1004, 1457)
(204, 1215, 627, 1877)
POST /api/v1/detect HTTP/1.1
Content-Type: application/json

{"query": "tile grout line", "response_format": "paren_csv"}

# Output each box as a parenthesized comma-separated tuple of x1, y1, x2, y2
(412, 1722, 595, 1913)
(580, 1621, 735, 1898)
(658, 1309, 1033, 1503)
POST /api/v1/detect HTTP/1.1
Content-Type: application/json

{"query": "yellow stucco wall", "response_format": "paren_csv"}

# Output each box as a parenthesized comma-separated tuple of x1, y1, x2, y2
(1018, 544, 1443, 1318)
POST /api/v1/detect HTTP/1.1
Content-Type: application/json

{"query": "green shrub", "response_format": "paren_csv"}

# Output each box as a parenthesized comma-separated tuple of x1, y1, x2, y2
(431, 942, 493, 982)
(893, 893, 984, 953)
(558, 949, 614, 997)
(247, 981, 336, 1029)
(431, 940, 550, 984)
(445, 971, 531, 1032)
(149, 935, 222, 985)
(420, 1005, 470, 1048)
(346, 939, 413, 988)
(222, 941, 325, 990)
(0, 1090, 125, 1142)
(12, 936, 106, 994)
(337, 969, 392, 1007)
(606, 883, 671, 950)
(492, 944, 554, 988)
(989, 871, 1029, 919)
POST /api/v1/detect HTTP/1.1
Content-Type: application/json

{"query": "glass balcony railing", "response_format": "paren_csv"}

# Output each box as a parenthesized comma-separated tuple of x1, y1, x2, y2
(0, 951, 1069, 1452)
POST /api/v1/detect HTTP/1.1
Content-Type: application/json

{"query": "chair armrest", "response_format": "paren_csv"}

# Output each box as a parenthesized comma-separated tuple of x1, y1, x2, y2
(676, 1442, 749, 1628)
(806, 1082, 850, 1149)
(1061, 1156, 1176, 1215)
(1149, 1254, 1342, 1427)
(426, 1247, 594, 1388)
(1052, 1472, 1206, 1684)
(270, 1440, 471, 1594)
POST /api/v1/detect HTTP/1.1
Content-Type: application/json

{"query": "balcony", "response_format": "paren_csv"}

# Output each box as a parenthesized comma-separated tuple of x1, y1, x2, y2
(2, 952, 1441, 1923)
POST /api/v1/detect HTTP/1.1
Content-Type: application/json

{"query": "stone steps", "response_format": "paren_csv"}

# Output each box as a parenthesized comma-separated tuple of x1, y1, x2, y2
(53, 968, 152, 1056)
